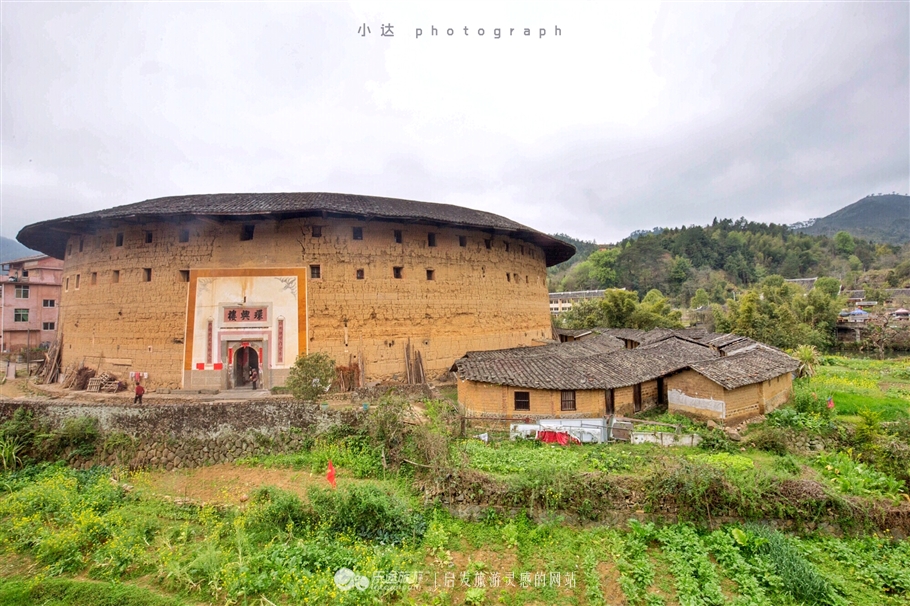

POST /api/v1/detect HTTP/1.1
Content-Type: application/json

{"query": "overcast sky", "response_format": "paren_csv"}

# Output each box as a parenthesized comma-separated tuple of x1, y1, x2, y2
(2, 2, 907, 244)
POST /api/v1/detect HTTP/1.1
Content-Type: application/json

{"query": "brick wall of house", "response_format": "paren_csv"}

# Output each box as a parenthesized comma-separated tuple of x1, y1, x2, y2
(57, 218, 552, 389)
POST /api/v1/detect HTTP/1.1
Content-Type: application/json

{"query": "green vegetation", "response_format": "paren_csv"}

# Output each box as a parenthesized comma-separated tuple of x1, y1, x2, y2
(1, 359, 909, 604)
(284, 352, 336, 402)
(549, 214, 910, 299)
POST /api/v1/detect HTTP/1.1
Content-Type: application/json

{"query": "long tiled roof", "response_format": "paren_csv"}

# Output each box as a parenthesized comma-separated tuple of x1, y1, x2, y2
(689, 346, 799, 389)
(455, 334, 722, 390)
(454, 330, 797, 391)
(17, 192, 576, 265)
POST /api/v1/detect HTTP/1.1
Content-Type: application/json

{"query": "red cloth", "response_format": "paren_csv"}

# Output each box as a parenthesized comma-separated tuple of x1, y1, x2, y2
(135, 385, 145, 395)
(326, 460, 336, 489)
(536, 430, 579, 445)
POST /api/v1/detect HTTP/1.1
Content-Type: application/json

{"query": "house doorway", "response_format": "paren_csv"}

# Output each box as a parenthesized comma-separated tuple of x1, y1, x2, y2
(233, 345, 260, 389)
(605, 388, 615, 416)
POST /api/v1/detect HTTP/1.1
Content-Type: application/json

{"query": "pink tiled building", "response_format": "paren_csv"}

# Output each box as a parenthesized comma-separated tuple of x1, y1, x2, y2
(0, 255, 64, 352)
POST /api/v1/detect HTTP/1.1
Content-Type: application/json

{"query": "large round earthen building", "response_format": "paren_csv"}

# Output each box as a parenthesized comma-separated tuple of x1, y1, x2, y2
(18, 193, 574, 391)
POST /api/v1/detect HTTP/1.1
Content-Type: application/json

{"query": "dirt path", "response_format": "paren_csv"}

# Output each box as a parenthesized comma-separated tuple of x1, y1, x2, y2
(0, 377, 34, 399)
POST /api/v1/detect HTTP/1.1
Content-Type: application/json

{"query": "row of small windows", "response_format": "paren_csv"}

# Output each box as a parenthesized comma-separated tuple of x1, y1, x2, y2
(304, 225, 535, 257)
(513, 391, 577, 411)
(68, 230, 191, 256)
(9, 309, 54, 330)
(65, 269, 190, 290)
(307, 265, 532, 283)
(68, 225, 538, 259)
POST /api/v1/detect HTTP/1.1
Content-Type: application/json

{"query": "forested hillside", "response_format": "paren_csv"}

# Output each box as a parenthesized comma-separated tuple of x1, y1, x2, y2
(798, 194, 910, 245)
(548, 218, 910, 305)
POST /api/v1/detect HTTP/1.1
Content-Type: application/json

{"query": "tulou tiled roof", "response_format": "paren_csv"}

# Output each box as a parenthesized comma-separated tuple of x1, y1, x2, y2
(453, 330, 797, 391)
(688, 345, 799, 390)
(17, 192, 576, 265)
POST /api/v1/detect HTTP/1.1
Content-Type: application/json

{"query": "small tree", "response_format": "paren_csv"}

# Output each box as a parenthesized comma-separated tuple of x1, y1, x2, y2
(285, 352, 336, 401)
(794, 344, 819, 378)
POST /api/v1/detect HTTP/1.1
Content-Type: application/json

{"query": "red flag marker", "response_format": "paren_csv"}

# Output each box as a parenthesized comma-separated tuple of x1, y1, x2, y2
(326, 460, 336, 489)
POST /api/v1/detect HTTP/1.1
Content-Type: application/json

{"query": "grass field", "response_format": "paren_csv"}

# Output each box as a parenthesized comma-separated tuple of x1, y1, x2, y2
(0, 356, 908, 605)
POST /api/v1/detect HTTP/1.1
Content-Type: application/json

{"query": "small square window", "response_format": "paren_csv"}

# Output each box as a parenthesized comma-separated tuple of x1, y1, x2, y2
(179, 270, 190, 282)
(353, 227, 363, 240)
(484, 239, 492, 250)
(426, 269, 435, 281)
(142, 268, 152, 282)
(14, 285, 29, 298)
(240, 225, 255, 241)
(91, 272, 97, 285)
(112, 270, 120, 284)
(14, 309, 28, 322)
(116, 233, 124, 247)
(561, 390, 576, 411)
(312, 225, 322, 238)
(179, 229, 190, 243)
(310, 265, 321, 279)
(43, 299, 56, 308)
(514, 391, 530, 411)
(75, 274, 81, 289)
(428, 233, 437, 247)
(145, 231, 153, 244)
(42, 322, 56, 331)
(394, 230, 402, 243)
(393, 266, 403, 279)
(67, 243, 73, 256)
(356, 268, 364, 280)
(459, 235, 467, 247)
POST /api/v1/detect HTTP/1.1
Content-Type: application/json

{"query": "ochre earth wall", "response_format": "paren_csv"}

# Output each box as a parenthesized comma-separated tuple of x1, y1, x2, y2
(58, 218, 551, 389)
(667, 370, 726, 420)
(457, 380, 604, 417)
(667, 370, 794, 423)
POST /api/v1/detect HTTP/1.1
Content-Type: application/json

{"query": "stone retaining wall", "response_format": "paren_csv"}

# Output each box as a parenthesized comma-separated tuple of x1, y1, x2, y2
(0, 398, 362, 470)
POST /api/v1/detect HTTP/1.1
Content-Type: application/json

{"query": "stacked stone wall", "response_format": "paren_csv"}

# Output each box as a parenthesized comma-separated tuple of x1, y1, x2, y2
(0, 399, 360, 470)
(57, 217, 553, 389)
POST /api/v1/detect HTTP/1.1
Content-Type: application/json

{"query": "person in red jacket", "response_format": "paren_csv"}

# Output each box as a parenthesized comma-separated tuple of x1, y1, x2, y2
(134, 382, 145, 404)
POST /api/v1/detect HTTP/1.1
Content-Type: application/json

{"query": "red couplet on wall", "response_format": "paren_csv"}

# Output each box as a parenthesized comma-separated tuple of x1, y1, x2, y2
(228, 348, 233, 365)
(196, 363, 204, 370)
(213, 363, 223, 370)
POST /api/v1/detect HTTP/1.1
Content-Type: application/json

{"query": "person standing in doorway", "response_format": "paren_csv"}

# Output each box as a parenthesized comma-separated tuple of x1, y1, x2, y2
(134, 382, 145, 404)
(249, 366, 259, 390)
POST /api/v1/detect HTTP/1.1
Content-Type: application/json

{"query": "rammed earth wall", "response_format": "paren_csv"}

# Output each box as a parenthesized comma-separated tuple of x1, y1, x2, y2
(0, 399, 362, 470)
(57, 218, 553, 389)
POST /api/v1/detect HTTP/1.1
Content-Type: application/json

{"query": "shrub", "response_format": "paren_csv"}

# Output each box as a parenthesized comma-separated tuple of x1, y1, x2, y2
(746, 428, 790, 456)
(307, 484, 425, 544)
(698, 429, 735, 453)
(244, 486, 313, 536)
(284, 352, 335, 402)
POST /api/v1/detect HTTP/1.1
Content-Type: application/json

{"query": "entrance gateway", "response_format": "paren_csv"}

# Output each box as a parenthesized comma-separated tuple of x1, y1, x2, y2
(226, 340, 266, 390)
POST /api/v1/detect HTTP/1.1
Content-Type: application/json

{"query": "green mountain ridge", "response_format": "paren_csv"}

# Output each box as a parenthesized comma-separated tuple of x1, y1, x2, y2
(797, 194, 909, 245)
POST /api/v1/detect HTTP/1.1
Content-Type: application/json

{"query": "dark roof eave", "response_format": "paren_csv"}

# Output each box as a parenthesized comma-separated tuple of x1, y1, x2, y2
(17, 192, 575, 264)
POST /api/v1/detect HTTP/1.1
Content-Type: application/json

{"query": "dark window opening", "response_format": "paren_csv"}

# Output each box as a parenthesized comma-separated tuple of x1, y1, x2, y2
(633, 384, 642, 412)
(514, 391, 530, 411)
(312, 225, 322, 237)
(112, 270, 120, 284)
(43, 299, 56, 308)
(484, 239, 491, 249)
(67, 243, 72, 256)
(179, 229, 190, 243)
(428, 233, 437, 247)
(75, 274, 81, 289)
(505, 242, 510, 252)
(43, 322, 55, 331)
(14, 309, 28, 322)
(356, 268, 364, 280)
(561, 390, 576, 411)
(91, 272, 97, 285)
(459, 235, 467, 247)
(426, 269, 435, 281)
(142, 268, 152, 282)
(394, 230, 402, 243)
(240, 225, 255, 241)
(145, 231, 153, 244)
(79, 238, 84, 252)
(520, 245, 524, 255)
(179, 270, 190, 282)
(353, 227, 363, 240)
(116, 233, 124, 247)
(393, 266, 403, 279)
(506, 273, 511, 282)
(310, 265, 321, 279)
